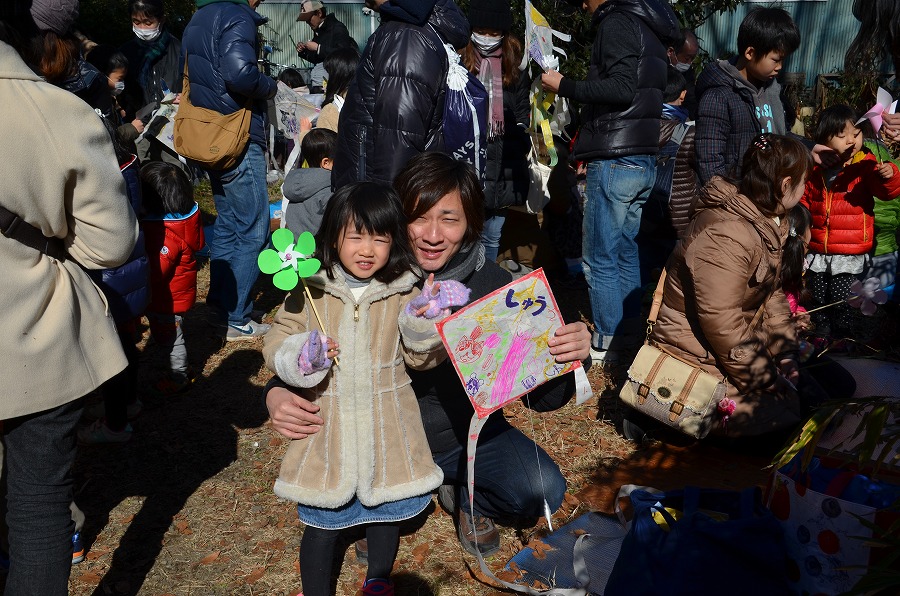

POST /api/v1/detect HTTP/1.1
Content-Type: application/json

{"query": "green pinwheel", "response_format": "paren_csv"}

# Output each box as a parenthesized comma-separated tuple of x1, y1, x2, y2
(258, 229, 321, 291)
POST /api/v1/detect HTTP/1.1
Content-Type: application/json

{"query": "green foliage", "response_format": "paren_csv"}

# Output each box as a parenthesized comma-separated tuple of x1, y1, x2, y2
(77, 0, 196, 46)
(670, 0, 741, 30)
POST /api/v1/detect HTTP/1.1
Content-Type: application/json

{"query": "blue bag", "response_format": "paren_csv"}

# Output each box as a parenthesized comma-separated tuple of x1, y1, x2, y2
(605, 487, 792, 596)
(441, 44, 488, 179)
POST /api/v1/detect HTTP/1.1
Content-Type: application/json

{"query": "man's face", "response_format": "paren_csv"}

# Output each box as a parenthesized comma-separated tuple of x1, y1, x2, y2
(307, 9, 323, 29)
(249, 0, 263, 9)
(582, 0, 606, 13)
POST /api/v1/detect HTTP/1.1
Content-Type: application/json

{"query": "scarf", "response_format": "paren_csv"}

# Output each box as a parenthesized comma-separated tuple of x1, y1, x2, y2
(474, 48, 504, 139)
(139, 29, 172, 94)
(429, 243, 485, 283)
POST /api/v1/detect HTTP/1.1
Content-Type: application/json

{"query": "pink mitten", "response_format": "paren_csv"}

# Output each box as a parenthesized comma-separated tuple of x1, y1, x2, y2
(406, 280, 471, 319)
(297, 329, 332, 374)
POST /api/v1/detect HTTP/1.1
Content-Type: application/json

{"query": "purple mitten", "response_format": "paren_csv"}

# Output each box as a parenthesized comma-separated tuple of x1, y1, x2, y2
(297, 329, 332, 374)
(406, 280, 471, 319)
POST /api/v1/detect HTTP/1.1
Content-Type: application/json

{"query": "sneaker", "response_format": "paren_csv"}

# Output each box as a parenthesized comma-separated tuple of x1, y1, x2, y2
(354, 538, 368, 564)
(589, 345, 621, 366)
(72, 531, 85, 565)
(437, 485, 500, 557)
(360, 578, 394, 595)
(84, 399, 143, 421)
(225, 320, 271, 342)
(78, 419, 132, 444)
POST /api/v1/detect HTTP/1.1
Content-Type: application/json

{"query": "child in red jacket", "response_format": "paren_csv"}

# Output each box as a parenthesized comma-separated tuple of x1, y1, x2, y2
(141, 162, 205, 394)
(801, 105, 900, 337)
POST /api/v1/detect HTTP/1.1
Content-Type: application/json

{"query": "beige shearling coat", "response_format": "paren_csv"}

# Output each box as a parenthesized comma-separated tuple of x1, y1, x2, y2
(0, 41, 139, 420)
(263, 269, 445, 508)
(651, 177, 801, 437)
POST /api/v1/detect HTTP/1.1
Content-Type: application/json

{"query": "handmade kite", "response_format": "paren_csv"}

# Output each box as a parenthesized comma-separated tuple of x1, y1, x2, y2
(436, 269, 592, 595)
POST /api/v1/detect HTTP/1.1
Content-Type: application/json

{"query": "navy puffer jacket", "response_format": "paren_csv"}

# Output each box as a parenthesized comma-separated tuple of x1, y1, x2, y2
(89, 156, 150, 324)
(180, 1, 276, 147)
(332, 0, 469, 188)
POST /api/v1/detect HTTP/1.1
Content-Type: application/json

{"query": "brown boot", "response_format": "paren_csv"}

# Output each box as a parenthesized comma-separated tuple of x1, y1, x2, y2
(354, 538, 368, 563)
(438, 485, 500, 557)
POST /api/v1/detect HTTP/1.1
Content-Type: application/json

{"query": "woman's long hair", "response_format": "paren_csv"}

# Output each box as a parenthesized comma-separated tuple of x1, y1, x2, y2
(460, 34, 523, 88)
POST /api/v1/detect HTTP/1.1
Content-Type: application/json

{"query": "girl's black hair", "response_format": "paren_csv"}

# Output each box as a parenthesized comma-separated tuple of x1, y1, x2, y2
(783, 204, 812, 296)
(301, 128, 337, 168)
(277, 67, 305, 89)
(814, 104, 858, 145)
(85, 44, 128, 76)
(735, 133, 812, 216)
(323, 47, 359, 107)
(140, 161, 194, 215)
(129, 0, 165, 20)
(317, 182, 416, 284)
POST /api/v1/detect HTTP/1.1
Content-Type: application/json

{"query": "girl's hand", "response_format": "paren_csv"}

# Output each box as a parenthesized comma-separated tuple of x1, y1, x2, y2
(266, 386, 324, 439)
(548, 322, 591, 363)
(791, 311, 811, 333)
(298, 329, 335, 374)
(877, 162, 895, 179)
(414, 273, 442, 317)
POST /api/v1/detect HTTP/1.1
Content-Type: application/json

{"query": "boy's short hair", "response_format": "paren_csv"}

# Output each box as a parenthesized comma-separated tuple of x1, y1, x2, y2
(85, 43, 128, 75)
(663, 66, 687, 103)
(301, 128, 337, 168)
(814, 105, 858, 145)
(737, 7, 800, 58)
(140, 161, 194, 216)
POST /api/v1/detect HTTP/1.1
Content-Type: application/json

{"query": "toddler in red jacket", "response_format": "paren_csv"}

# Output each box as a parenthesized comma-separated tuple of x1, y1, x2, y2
(800, 105, 900, 337)
(140, 162, 205, 395)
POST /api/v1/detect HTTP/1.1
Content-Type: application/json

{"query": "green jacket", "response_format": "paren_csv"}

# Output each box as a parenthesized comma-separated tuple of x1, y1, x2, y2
(866, 141, 900, 256)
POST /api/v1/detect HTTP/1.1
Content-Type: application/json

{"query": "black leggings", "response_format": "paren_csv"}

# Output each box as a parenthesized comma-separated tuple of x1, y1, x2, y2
(299, 523, 399, 596)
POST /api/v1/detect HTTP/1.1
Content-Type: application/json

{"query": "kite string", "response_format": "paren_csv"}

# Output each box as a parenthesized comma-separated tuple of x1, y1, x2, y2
(523, 392, 554, 532)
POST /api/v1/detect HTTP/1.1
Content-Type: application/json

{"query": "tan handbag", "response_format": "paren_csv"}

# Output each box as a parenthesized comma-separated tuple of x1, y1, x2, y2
(173, 60, 252, 171)
(618, 269, 769, 439)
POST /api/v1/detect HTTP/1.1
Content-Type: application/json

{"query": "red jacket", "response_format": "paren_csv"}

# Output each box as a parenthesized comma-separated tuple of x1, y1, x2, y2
(801, 150, 900, 255)
(142, 205, 205, 314)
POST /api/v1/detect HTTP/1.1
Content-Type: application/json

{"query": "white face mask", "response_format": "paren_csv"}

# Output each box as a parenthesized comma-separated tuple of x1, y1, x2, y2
(471, 32, 502, 54)
(674, 61, 691, 73)
(133, 25, 161, 42)
(112, 81, 125, 96)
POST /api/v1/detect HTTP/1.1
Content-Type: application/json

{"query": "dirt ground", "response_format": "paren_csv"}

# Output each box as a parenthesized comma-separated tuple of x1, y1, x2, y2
(62, 212, 645, 595)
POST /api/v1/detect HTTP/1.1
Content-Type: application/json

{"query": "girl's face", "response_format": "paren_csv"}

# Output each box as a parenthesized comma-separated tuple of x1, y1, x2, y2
(407, 190, 467, 272)
(781, 175, 807, 210)
(337, 225, 391, 280)
(107, 67, 126, 92)
(827, 120, 863, 162)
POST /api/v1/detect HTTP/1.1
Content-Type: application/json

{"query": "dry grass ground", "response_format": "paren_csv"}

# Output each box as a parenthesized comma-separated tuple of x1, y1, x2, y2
(65, 253, 635, 596)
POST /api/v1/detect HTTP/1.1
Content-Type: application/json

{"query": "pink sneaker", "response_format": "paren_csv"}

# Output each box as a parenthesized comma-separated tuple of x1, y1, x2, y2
(360, 578, 394, 595)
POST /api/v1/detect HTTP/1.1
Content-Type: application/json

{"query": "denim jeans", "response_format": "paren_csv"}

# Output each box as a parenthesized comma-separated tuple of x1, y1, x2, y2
(582, 155, 656, 350)
(480, 209, 506, 262)
(431, 415, 566, 520)
(206, 142, 270, 326)
(2, 398, 82, 594)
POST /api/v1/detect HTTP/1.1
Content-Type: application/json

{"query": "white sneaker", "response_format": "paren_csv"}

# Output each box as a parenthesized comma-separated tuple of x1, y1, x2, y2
(590, 346, 621, 366)
(225, 320, 271, 342)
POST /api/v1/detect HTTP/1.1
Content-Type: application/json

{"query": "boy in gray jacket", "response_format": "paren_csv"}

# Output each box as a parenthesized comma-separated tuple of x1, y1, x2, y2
(282, 128, 337, 236)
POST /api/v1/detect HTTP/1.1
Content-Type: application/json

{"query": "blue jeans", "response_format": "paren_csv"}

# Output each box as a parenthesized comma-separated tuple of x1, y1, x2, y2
(480, 209, 506, 262)
(582, 156, 656, 350)
(431, 415, 566, 520)
(206, 143, 270, 326)
(2, 398, 82, 594)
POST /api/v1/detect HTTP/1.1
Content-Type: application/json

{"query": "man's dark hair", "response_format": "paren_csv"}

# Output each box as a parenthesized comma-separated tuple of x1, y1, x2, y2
(663, 66, 687, 103)
(140, 161, 194, 216)
(814, 105, 858, 145)
(301, 128, 337, 168)
(737, 7, 800, 57)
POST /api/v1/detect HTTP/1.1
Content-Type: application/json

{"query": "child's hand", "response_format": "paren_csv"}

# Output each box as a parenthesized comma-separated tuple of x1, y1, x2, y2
(297, 329, 336, 374)
(406, 274, 471, 319)
(791, 311, 811, 333)
(132, 119, 145, 134)
(877, 162, 895, 179)
(300, 117, 313, 134)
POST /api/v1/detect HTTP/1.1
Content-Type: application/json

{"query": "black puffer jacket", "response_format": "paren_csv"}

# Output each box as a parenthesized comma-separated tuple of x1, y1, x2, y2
(482, 66, 531, 210)
(332, 0, 469, 188)
(181, 1, 277, 147)
(558, 0, 678, 161)
(297, 13, 356, 64)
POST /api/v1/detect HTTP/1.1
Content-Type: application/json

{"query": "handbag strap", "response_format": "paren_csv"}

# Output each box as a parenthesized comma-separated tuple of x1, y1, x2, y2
(0, 204, 66, 261)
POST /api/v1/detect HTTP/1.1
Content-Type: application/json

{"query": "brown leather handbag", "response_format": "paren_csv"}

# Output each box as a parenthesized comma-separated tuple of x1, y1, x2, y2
(173, 61, 252, 171)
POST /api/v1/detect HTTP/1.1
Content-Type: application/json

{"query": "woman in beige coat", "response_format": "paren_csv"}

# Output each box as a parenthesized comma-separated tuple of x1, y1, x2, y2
(0, 4, 138, 591)
(644, 134, 824, 441)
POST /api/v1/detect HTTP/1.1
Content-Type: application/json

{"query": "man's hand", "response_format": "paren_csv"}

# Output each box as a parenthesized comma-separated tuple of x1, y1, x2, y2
(304, 40, 319, 53)
(541, 70, 563, 94)
(884, 111, 900, 142)
(548, 322, 590, 363)
(811, 143, 840, 168)
(266, 385, 324, 439)
(131, 119, 145, 134)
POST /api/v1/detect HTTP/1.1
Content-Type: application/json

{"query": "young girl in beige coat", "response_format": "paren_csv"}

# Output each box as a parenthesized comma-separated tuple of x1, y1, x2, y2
(263, 182, 469, 596)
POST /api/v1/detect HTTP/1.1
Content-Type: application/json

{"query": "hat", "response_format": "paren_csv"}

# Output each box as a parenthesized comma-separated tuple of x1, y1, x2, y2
(30, 0, 80, 35)
(467, 0, 512, 32)
(296, 0, 324, 22)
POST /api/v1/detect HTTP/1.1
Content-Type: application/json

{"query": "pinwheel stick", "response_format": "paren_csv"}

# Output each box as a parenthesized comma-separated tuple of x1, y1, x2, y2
(803, 299, 846, 315)
(301, 277, 338, 367)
